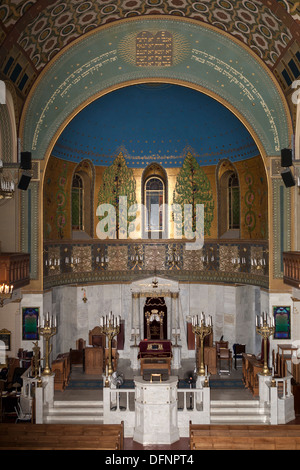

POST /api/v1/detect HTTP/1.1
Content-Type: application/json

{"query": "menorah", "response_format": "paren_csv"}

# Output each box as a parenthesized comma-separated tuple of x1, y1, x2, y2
(192, 312, 212, 376)
(256, 312, 275, 376)
(38, 312, 57, 376)
(99, 312, 120, 376)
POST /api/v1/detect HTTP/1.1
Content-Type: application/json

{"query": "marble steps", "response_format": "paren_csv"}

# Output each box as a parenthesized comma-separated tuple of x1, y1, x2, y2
(210, 400, 270, 424)
(44, 400, 104, 424)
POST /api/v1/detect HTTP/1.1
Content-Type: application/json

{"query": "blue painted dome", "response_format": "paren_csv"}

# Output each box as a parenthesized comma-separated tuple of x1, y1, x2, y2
(52, 83, 259, 168)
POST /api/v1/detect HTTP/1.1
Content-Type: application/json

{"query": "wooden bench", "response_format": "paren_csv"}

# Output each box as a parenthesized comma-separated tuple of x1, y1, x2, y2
(0, 422, 124, 450)
(189, 423, 300, 450)
(52, 353, 71, 391)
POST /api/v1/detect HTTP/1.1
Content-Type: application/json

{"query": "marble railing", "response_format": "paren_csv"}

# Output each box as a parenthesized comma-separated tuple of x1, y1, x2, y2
(283, 251, 300, 288)
(43, 239, 269, 289)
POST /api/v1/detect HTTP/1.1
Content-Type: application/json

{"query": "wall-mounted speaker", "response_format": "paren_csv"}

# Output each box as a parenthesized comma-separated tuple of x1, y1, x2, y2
(18, 173, 32, 190)
(281, 168, 295, 187)
(281, 148, 293, 167)
(20, 151, 32, 170)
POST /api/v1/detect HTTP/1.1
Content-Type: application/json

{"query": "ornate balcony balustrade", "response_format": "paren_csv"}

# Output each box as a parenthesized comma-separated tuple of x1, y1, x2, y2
(283, 251, 300, 288)
(0, 252, 30, 289)
(43, 239, 269, 289)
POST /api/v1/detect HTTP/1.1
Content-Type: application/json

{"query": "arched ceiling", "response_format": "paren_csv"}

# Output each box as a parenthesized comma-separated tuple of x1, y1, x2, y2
(0, 0, 299, 117)
(19, 15, 292, 161)
(52, 83, 259, 168)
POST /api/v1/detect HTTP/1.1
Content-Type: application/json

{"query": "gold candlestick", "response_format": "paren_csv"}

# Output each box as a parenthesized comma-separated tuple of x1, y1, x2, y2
(38, 313, 57, 376)
(256, 312, 275, 376)
(192, 313, 212, 376)
(99, 312, 120, 376)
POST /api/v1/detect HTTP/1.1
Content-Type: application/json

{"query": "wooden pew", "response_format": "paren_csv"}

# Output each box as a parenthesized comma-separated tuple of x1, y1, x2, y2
(189, 423, 300, 450)
(0, 422, 124, 450)
(242, 353, 264, 396)
(52, 353, 71, 391)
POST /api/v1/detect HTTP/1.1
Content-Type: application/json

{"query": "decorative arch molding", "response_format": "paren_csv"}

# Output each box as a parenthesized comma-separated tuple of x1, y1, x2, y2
(20, 16, 292, 168)
(0, 84, 18, 164)
(18, 16, 293, 289)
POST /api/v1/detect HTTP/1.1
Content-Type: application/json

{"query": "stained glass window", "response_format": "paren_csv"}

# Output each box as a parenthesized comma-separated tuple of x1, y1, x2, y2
(274, 306, 291, 339)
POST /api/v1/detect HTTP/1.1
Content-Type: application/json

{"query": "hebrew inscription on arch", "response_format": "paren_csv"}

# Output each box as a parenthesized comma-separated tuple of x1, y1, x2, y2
(136, 31, 173, 67)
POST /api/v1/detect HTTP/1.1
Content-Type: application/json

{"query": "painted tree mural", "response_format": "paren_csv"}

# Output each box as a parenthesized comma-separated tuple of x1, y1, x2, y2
(173, 152, 214, 236)
(97, 152, 137, 239)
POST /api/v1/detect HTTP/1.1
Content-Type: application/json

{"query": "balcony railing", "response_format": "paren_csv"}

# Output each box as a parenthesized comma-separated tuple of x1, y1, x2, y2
(43, 238, 269, 289)
(283, 251, 300, 288)
(0, 252, 30, 289)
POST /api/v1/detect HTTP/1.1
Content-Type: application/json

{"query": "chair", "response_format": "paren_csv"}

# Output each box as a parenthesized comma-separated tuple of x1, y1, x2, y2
(216, 341, 229, 358)
(218, 347, 232, 375)
(233, 344, 246, 369)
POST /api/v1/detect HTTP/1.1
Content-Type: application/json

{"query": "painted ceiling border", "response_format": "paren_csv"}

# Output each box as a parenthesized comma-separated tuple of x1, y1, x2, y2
(19, 16, 293, 164)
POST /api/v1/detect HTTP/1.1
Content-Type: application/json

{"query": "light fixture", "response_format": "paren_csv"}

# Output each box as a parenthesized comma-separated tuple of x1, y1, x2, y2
(95, 247, 109, 269)
(167, 245, 181, 269)
(82, 288, 88, 303)
(0, 283, 14, 307)
(130, 245, 143, 269)
(0, 162, 15, 200)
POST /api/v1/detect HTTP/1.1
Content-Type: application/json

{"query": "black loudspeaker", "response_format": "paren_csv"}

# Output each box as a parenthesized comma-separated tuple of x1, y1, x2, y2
(281, 168, 295, 187)
(281, 148, 293, 167)
(20, 151, 32, 170)
(18, 173, 32, 190)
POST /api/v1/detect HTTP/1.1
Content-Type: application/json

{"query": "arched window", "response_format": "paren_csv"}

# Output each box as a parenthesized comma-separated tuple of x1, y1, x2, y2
(145, 176, 165, 234)
(142, 163, 168, 239)
(228, 173, 240, 230)
(72, 173, 84, 231)
(217, 160, 240, 238)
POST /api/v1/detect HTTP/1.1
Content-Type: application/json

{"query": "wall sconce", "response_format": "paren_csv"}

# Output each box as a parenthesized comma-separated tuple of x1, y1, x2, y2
(130, 245, 143, 270)
(231, 257, 246, 267)
(251, 258, 266, 269)
(0, 283, 14, 307)
(200, 246, 215, 264)
(45, 256, 60, 270)
(82, 288, 88, 303)
(0, 163, 15, 200)
(167, 245, 181, 269)
(64, 248, 80, 268)
(95, 247, 109, 269)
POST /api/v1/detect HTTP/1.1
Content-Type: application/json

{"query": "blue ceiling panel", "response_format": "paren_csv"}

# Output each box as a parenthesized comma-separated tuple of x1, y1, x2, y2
(52, 83, 259, 168)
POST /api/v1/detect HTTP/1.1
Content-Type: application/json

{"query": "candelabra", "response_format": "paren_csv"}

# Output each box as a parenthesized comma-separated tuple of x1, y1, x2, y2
(172, 331, 180, 347)
(192, 312, 212, 376)
(256, 312, 275, 376)
(0, 283, 13, 307)
(0, 167, 15, 200)
(131, 328, 140, 347)
(99, 311, 120, 376)
(38, 312, 57, 376)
